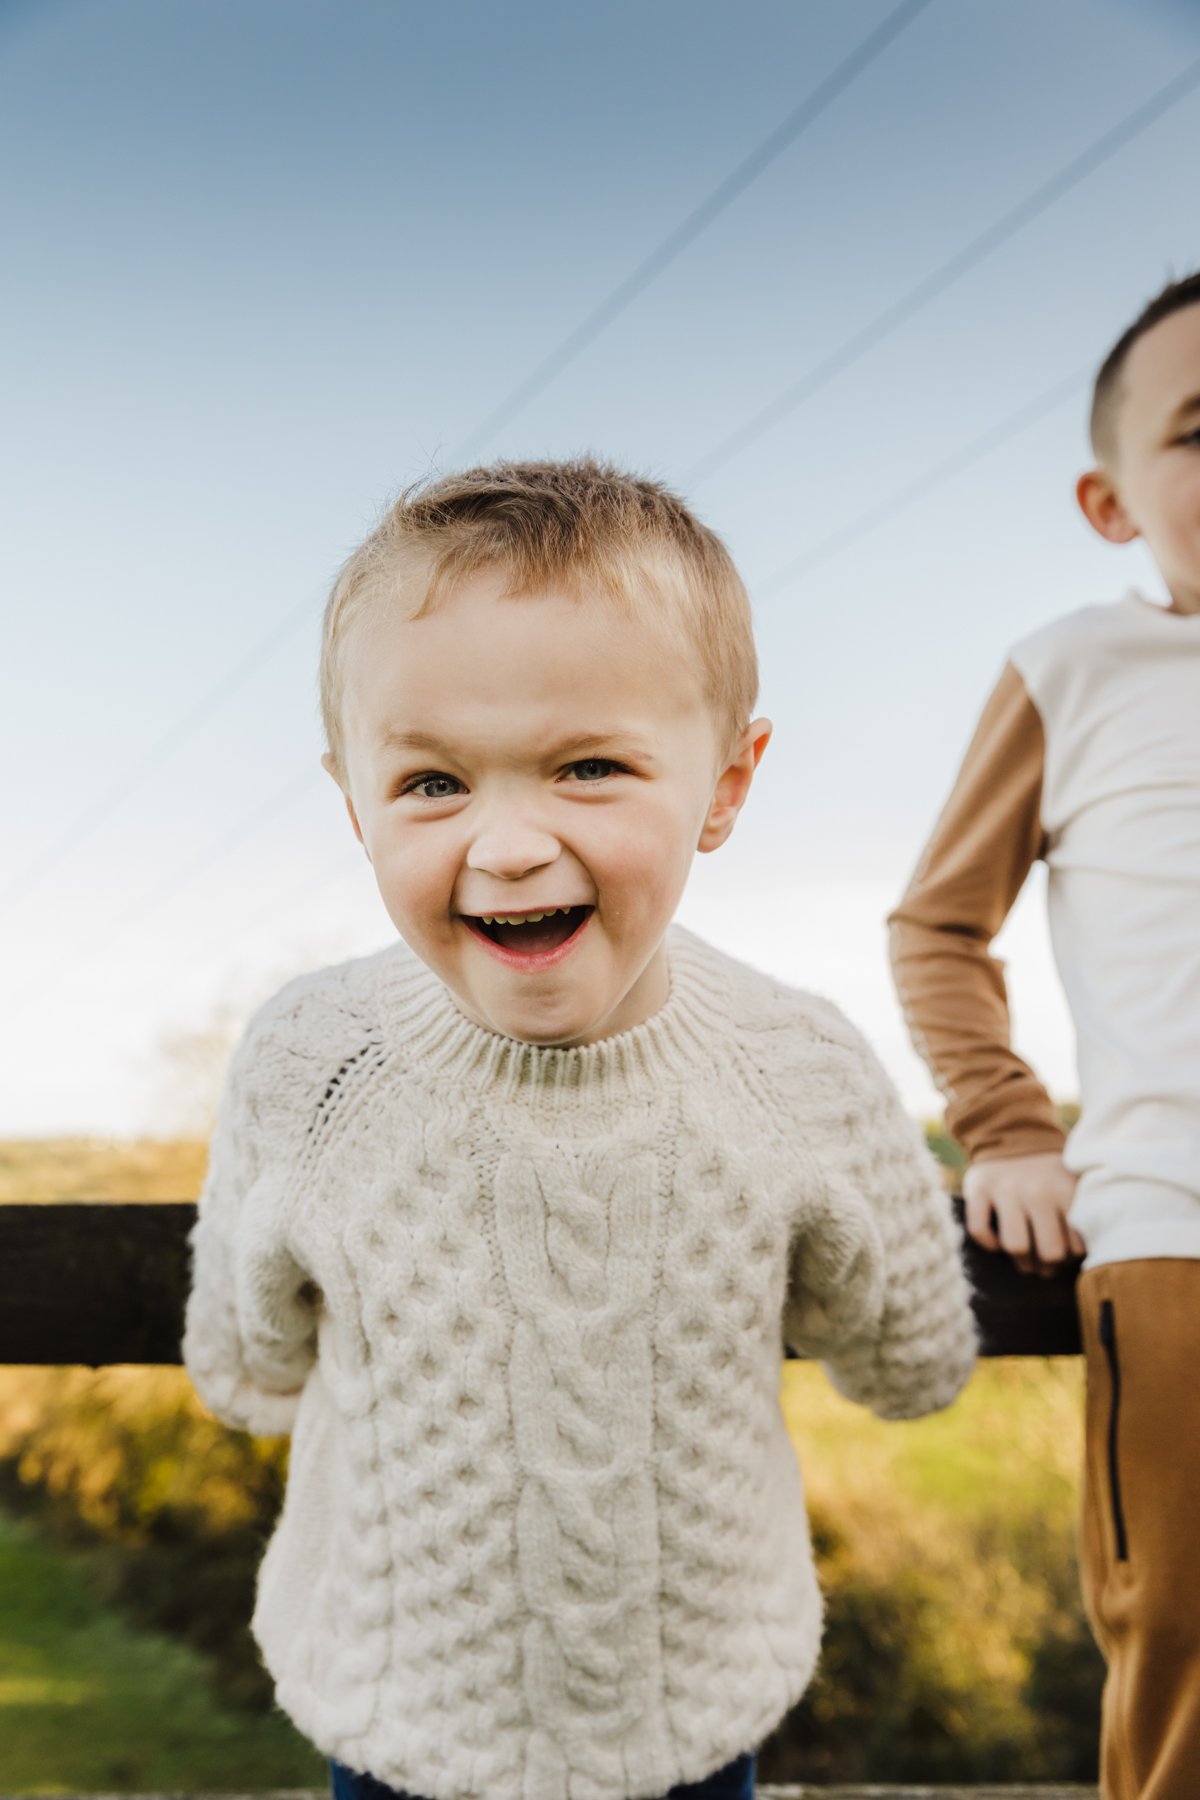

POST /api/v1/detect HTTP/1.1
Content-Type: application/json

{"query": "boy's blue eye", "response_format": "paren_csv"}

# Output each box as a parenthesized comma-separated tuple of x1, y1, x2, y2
(568, 758, 620, 782)
(404, 773, 461, 800)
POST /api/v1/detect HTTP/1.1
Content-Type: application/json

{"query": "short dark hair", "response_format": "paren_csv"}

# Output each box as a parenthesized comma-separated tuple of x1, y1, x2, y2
(1090, 271, 1200, 463)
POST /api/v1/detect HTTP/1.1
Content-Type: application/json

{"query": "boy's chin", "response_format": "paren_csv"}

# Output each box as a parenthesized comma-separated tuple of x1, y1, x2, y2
(449, 975, 643, 1050)
(419, 924, 673, 1046)
(459, 990, 607, 1049)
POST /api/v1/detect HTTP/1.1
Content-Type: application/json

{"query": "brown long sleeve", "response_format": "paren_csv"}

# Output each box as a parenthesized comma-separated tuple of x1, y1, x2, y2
(888, 660, 1066, 1163)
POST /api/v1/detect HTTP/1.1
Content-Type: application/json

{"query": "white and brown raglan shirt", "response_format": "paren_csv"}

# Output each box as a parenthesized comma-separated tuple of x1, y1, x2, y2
(889, 592, 1200, 1271)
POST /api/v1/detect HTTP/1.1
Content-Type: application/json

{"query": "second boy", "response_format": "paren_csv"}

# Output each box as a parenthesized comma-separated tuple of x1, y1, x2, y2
(891, 274, 1200, 1798)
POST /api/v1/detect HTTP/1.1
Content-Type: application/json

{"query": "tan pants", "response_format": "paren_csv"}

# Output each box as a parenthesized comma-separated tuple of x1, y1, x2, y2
(1077, 1261, 1200, 1799)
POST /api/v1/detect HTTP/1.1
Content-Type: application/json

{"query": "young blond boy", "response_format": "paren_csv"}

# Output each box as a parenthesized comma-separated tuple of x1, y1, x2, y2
(890, 275, 1200, 1798)
(183, 459, 976, 1800)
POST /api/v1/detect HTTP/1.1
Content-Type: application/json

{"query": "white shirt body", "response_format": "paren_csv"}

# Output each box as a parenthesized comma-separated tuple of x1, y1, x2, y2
(1011, 595, 1200, 1267)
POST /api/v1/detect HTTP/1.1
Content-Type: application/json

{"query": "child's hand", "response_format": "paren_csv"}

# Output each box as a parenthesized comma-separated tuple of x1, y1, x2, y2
(962, 1152, 1085, 1276)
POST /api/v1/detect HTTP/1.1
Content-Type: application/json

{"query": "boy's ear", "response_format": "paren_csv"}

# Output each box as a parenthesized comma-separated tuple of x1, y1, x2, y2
(698, 716, 772, 854)
(321, 751, 370, 855)
(1076, 468, 1140, 545)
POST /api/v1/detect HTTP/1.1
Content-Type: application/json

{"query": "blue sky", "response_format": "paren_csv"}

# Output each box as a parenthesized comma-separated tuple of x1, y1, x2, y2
(2, 0, 1198, 1134)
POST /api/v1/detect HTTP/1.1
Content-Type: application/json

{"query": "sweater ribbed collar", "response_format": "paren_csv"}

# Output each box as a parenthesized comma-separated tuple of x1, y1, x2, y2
(374, 923, 733, 1104)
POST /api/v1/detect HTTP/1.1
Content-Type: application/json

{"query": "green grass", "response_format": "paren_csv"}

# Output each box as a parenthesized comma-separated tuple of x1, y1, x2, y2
(0, 1504, 327, 1795)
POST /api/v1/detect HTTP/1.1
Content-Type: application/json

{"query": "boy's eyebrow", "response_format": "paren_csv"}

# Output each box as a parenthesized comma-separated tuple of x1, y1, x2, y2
(376, 725, 659, 761)
(377, 728, 447, 752)
(1166, 390, 1200, 430)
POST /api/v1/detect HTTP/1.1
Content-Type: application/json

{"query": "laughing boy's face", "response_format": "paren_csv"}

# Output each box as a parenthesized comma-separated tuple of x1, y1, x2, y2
(325, 566, 768, 1047)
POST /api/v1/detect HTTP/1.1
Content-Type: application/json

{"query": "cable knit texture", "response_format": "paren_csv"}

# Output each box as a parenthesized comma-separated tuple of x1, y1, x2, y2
(183, 925, 977, 1800)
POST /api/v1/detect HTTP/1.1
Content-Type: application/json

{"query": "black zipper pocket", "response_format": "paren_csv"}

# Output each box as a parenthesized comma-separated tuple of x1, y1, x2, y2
(1098, 1299, 1129, 1563)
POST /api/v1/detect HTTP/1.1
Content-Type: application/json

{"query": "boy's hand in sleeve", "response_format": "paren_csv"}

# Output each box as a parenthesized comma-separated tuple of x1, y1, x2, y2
(781, 999, 979, 1421)
(182, 1003, 319, 1437)
(963, 1151, 1084, 1275)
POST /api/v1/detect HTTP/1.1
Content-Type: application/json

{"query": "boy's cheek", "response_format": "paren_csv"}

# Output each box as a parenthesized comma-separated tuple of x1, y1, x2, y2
(588, 824, 673, 891)
(369, 843, 445, 927)
(593, 794, 697, 871)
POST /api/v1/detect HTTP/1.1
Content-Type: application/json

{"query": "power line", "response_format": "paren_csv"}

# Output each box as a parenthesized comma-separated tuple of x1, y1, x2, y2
(0, 13, 925, 919)
(683, 57, 1200, 488)
(14, 34, 1192, 960)
(0, 597, 319, 917)
(0, 366, 1093, 1013)
(8, 14, 1185, 1002)
(115, 854, 372, 1016)
(752, 367, 1088, 600)
(451, 0, 935, 462)
(5, 767, 324, 1016)
(184, 855, 367, 970)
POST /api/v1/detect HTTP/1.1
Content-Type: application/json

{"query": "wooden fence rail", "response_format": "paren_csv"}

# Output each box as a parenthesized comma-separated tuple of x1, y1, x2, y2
(0, 1788, 1101, 1799)
(0, 1198, 1081, 1366)
(0, 1788, 1102, 1799)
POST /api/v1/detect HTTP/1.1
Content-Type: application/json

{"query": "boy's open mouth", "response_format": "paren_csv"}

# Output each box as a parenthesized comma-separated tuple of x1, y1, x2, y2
(464, 904, 593, 955)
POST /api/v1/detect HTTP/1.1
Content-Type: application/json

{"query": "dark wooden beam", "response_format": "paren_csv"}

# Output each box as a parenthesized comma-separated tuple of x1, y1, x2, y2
(954, 1199, 1082, 1356)
(0, 1197, 1081, 1366)
(0, 1201, 195, 1365)
(0, 1787, 1099, 1799)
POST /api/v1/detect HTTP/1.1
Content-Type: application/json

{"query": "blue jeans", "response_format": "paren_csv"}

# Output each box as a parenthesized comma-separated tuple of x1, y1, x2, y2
(329, 1749, 755, 1800)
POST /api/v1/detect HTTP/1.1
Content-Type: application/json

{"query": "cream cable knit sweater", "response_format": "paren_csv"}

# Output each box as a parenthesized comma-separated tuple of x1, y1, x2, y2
(183, 924, 976, 1800)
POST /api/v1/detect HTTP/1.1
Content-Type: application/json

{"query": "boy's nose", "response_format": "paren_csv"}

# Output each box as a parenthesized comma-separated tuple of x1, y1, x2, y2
(465, 818, 561, 881)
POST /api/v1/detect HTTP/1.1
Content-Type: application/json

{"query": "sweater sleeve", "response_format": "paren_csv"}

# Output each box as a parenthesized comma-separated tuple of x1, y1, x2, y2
(182, 1014, 319, 1437)
(780, 1004, 978, 1421)
(887, 660, 1065, 1163)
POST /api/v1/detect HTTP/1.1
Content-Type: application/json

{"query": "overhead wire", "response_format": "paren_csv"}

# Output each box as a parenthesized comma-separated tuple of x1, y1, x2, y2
(751, 366, 1089, 601)
(0, 599, 320, 916)
(451, 0, 935, 461)
(683, 55, 1200, 488)
(5, 767, 324, 1015)
(0, 2, 928, 923)
(20, 364, 1087, 1022)
(9, 36, 1195, 1001)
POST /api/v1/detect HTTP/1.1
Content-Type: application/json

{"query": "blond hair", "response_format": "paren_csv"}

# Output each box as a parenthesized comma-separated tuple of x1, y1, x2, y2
(319, 458, 758, 779)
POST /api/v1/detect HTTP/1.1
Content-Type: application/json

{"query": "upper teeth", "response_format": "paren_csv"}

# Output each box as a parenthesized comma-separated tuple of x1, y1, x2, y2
(476, 906, 578, 925)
